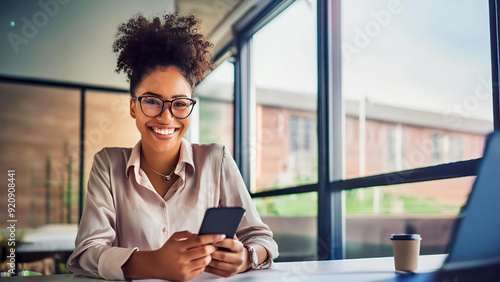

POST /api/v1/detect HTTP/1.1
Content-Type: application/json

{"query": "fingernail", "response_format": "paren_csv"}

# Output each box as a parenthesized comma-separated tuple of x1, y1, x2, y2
(218, 234, 226, 240)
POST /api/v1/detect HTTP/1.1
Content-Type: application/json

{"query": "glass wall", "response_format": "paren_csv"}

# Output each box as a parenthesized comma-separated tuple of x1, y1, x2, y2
(251, 0, 318, 262)
(0, 82, 80, 227)
(253, 192, 318, 261)
(345, 177, 475, 258)
(341, 0, 492, 258)
(84, 90, 140, 189)
(195, 59, 235, 154)
(252, 0, 318, 192)
(342, 0, 492, 177)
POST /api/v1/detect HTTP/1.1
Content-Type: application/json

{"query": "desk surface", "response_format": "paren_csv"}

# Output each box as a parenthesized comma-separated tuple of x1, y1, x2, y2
(5, 254, 446, 281)
(18, 224, 77, 253)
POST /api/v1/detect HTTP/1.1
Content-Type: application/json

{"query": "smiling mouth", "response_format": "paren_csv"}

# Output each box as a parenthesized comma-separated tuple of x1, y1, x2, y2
(150, 126, 179, 136)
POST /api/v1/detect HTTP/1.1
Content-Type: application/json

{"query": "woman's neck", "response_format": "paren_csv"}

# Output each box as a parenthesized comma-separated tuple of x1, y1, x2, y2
(140, 142, 180, 175)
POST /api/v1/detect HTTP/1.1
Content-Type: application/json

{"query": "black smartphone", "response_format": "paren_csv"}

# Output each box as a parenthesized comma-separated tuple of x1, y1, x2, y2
(198, 207, 245, 238)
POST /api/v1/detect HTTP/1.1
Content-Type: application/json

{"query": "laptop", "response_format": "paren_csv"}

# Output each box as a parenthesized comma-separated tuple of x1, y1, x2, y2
(396, 131, 500, 281)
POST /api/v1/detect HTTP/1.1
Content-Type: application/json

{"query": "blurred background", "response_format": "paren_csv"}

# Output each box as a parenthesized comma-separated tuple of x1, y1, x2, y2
(0, 0, 494, 276)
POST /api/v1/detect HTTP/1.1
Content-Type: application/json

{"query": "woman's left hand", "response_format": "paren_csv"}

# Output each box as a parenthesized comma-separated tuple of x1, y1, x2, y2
(205, 237, 249, 277)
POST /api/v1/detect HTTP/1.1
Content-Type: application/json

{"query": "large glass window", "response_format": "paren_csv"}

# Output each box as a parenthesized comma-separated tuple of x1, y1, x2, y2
(341, 0, 492, 259)
(195, 59, 235, 154)
(345, 177, 475, 258)
(342, 0, 492, 178)
(250, 0, 318, 262)
(252, 0, 318, 192)
(0, 82, 80, 227)
(84, 90, 140, 189)
(254, 192, 318, 261)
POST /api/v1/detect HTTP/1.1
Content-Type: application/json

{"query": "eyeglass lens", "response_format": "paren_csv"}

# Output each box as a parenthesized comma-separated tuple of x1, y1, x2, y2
(141, 97, 194, 118)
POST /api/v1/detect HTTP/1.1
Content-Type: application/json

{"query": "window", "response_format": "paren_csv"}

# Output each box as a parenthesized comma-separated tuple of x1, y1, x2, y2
(303, 117, 312, 151)
(431, 134, 442, 162)
(252, 0, 318, 192)
(345, 177, 475, 258)
(449, 136, 464, 161)
(254, 192, 318, 261)
(195, 59, 235, 155)
(248, 0, 318, 262)
(84, 90, 140, 191)
(386, 125, 405, 171)
(342, 0, 492, 177)
(0, 82, 80, 227)
(290, 116, 299, 151)
(341, 0, 492, 258)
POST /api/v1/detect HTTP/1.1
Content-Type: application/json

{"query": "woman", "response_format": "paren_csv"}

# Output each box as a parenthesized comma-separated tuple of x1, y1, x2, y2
(67, 12, 278, 281)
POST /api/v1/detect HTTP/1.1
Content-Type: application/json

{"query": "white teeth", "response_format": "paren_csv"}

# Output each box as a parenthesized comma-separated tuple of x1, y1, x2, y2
(152, 127, 176, 135)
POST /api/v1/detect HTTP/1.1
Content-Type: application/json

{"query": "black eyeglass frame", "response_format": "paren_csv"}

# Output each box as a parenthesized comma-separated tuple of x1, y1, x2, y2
(132, 96, 197, 119)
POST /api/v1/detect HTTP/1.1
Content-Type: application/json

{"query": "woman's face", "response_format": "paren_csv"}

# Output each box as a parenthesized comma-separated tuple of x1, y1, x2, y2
(130, 66, 192, 155)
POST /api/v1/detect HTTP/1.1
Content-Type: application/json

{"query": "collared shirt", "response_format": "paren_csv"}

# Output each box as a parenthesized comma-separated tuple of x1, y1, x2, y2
(67, 139, 279, 280)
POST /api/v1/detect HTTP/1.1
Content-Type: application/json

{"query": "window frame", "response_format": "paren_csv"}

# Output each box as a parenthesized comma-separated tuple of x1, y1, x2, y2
(227, 0, 500, 261)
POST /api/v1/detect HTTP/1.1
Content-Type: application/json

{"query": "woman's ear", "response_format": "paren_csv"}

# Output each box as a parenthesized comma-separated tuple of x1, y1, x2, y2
(130, 98, 137, 119)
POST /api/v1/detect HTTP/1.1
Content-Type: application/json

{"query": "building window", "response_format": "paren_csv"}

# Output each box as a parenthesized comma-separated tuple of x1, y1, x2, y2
(290, 116, 299, 152)
(432, 134, 442, 163)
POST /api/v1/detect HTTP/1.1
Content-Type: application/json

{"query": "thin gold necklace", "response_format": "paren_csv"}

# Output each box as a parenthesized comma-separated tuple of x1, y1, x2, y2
(142, 155, 175, 182)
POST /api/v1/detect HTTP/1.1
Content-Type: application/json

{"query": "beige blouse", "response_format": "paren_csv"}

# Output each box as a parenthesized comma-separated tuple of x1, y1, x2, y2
(67, 139, 278, 280)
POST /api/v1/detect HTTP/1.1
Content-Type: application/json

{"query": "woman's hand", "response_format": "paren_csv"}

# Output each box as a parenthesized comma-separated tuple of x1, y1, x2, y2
(123, 231, 225, 281)
(205, 237, 249, 277)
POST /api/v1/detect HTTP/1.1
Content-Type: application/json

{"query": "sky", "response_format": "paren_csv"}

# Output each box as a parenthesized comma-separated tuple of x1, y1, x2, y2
(209, 0, 492, 122)
(341, 0, 492, 121)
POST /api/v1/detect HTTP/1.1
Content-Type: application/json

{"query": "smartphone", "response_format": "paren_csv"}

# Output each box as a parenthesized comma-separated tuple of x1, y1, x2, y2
(198, 207, 245, 238)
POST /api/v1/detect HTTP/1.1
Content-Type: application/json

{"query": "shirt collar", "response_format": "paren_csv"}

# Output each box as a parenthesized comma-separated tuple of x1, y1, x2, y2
(178, 138, 195, 173)
(125, 139, 195, 179)
(125, 140, 142, 179)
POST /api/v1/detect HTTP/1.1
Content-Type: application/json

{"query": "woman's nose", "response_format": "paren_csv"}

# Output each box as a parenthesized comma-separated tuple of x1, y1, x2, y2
(157, 104, 175, 122)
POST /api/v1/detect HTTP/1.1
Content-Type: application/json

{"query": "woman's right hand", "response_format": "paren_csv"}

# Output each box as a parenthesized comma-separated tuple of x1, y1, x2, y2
(123, 231, 226, 281)
(156, 231, 226, 280)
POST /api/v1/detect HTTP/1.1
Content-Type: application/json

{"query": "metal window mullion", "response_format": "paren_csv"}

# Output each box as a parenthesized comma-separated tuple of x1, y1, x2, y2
(78, 88, 86, 222)
(317, 0, 336, 260)
(331, 158, 481, 192)
(0, 75, 128, 94)
(489, 0, 500, 129)
(234, 35, 252, 190)
(330, 0, 345, 260)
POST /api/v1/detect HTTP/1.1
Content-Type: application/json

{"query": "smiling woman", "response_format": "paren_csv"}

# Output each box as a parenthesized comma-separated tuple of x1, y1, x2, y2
(65, 12, 278, 281)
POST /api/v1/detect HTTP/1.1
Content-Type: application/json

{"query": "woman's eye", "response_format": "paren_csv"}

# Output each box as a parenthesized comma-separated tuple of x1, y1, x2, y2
(173, 101, 188, 107)
(144, 98, 161, 106)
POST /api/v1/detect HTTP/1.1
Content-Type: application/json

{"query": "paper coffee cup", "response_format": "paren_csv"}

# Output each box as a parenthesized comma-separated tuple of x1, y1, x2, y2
(390, 234, 421, 272)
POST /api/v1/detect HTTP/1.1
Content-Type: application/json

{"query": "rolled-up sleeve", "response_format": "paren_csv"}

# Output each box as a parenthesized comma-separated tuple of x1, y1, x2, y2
(66, 150, 137, 280)
(219, 146, 279, 268)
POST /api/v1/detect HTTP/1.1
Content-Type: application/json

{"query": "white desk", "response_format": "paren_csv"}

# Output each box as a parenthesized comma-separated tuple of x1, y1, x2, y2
(5, 254, 446, 281)
(18, 224, 77, 253)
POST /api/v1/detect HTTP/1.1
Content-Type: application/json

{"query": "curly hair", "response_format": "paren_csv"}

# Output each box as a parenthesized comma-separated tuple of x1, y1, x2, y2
(113, 12, 215, 96)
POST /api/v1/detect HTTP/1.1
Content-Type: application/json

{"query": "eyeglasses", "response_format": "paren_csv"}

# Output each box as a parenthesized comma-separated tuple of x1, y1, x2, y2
(132, 96, 196, 119)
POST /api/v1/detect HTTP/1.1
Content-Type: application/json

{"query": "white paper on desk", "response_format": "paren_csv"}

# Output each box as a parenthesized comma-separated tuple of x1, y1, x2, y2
(133, 271, 399, 282)
(132, 269, 288, 282)
(132, 272, 227, 282)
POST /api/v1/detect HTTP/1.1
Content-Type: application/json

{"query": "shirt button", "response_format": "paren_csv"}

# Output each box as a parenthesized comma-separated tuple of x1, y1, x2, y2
(162, 227, 167, 233)
(161, 202, 166, 208)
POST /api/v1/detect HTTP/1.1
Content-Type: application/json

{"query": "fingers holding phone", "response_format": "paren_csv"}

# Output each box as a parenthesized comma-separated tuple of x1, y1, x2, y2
(197, 207, 248, 277)
(152, 231, 226, 281)
(205, 237, 249, 277)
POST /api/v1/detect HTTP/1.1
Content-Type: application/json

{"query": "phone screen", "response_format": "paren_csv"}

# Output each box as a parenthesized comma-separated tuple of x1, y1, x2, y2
(198, 207, 245, 238)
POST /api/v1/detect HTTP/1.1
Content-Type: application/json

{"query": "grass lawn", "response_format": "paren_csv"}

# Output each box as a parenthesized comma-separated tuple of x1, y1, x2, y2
(254, 188, 461, 217)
